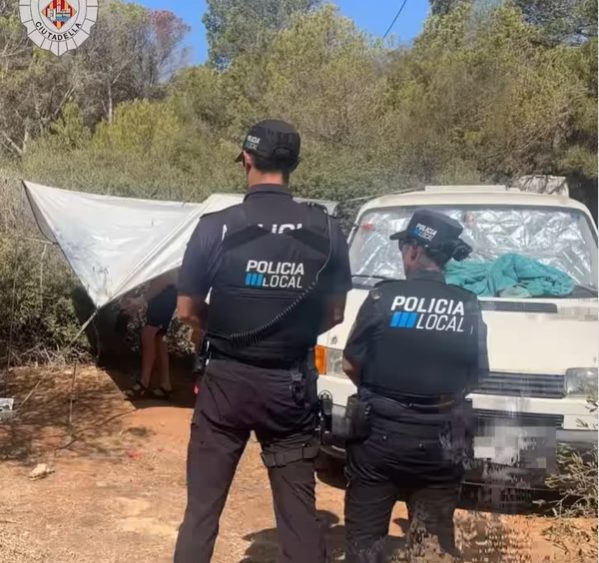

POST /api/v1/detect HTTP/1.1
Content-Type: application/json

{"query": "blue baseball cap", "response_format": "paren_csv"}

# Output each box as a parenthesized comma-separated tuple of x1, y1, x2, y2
(390, 209, 464, 249)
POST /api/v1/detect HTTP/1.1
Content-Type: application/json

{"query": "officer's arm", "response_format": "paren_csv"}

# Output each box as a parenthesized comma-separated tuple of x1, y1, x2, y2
(342, 356, 361, 386)
(318, 221, 351, 333)
(467, 304, 489, 393)
(475, 312, 490, 384)
(177, 295, 207, 330)
(319, 294, 347, 334)
(342, 294, 379, 386)
(177, 217, 214, 330)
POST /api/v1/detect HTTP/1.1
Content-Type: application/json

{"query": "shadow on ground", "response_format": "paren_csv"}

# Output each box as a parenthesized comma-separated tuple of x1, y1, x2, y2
(240, 510, 406, 562)
(0, 311, 196, 464)
(101, 357, 197, 412)
(0, 365, 154, 465)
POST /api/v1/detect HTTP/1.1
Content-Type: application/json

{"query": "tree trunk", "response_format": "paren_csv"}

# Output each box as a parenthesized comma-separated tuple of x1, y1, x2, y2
(107, 83, 113, 123)
(22, 125, 30, 155)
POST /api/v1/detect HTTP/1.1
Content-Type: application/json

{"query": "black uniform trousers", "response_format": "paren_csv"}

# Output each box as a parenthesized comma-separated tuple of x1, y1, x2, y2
(344, 396, 466, 563)
(174, 357, 326, 563)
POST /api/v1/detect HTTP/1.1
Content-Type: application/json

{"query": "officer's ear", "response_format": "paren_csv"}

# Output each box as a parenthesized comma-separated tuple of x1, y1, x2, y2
(241, 150, 253, 173)
(411, 243, 423, 260)
(402, 242, 419, 266)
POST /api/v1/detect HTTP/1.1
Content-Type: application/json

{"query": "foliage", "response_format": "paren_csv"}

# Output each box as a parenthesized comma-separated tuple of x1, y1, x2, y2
(203, 0, 320, 68)
(0, 234, 83, 365)
(71, 1, 190, 124)
(544, 396, 597, 515)
(542, 397, 598, 561)
(0, 0, 188, 159)
(0, 1, 597, 361)
(515, 0, 598, 44)
(430, 0, 471, 16)
(5, 1, 598, 205)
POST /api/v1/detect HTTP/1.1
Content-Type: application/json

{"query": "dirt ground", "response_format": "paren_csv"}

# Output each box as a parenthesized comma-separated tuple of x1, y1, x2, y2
(0, 365, 596, 563)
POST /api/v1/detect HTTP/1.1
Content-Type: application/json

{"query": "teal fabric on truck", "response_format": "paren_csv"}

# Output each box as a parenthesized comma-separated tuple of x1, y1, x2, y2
(444, 253, 575, 297)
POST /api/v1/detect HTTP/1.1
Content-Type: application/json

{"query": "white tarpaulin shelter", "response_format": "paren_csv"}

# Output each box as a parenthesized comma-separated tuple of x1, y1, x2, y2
(23, 181, 337, 310)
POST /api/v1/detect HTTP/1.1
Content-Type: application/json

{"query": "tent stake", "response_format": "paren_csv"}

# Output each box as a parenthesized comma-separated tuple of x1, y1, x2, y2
(68, 361, 78, 428)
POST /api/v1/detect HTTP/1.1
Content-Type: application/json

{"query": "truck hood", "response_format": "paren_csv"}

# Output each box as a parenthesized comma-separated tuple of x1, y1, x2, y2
(319, 288, 599, 373)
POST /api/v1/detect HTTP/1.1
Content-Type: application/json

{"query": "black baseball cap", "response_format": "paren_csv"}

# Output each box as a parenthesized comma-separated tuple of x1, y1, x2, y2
(235, 119, 301, 165)
(390, 209, 464, 248)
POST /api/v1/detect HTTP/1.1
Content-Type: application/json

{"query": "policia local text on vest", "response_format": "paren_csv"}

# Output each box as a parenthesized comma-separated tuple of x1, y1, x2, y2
(174, 120, 352, 563)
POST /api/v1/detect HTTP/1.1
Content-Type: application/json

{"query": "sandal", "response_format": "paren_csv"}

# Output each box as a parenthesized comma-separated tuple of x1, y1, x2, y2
(124, 381, 150, 399)
(150, 387, 172, 401)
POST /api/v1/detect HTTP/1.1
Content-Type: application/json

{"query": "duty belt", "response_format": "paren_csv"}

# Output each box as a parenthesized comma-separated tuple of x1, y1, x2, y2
(365, 386, 464, 408)
(209, 347, 302, 370)
(363, 388, 465, 415)
(395, 394, 462, 410)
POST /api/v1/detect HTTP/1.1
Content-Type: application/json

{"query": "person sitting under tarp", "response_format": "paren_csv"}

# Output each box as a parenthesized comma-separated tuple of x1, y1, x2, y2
(121, 271, 178, 400)
(444, 253, 574, 298)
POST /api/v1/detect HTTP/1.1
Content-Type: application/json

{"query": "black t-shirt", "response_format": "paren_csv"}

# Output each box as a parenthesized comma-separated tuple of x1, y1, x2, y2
(178, 183, 352, 303)
(344, 270, 489, 398)
(146, 284, 177, 329)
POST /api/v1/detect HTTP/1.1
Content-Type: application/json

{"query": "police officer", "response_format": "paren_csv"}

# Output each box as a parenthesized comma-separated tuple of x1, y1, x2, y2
(342, 209, 489, 562)
(174, 119, 352, 563)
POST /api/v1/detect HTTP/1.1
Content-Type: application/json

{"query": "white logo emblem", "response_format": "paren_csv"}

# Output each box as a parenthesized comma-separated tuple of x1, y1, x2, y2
(245, 135, 261, 150)
(413, 223, 438, 241)
(20, 0, 98, 56)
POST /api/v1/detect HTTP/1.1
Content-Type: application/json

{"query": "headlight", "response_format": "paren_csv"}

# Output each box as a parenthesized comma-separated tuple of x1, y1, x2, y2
(314, 346, 345, 376)
(326, 348, 344, 376)
(565, 368, 598, 397)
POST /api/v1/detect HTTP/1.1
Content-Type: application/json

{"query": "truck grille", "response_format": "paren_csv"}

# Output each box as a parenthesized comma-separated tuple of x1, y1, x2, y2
(475, 372, 565, 399)
(474, 409, 564, 428)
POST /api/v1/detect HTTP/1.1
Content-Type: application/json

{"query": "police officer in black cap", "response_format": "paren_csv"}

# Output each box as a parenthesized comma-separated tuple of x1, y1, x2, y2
(342, 209, 489, 562)
(174, 119, 352, 563)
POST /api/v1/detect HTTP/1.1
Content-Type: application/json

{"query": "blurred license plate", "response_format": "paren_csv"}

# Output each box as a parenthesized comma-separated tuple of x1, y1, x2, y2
(473, 418, 556, 471)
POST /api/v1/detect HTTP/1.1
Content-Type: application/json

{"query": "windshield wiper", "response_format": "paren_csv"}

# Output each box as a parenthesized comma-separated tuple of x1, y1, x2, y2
(352, 274, 396, 281)
(575, 284, 599, 296)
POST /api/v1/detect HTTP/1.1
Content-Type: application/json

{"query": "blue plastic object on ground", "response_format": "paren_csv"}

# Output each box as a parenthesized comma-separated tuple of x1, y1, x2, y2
(444, 253, 574, 297)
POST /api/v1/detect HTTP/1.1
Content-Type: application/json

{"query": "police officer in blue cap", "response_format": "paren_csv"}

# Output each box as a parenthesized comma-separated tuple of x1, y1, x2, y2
(342, 209, 489, 561)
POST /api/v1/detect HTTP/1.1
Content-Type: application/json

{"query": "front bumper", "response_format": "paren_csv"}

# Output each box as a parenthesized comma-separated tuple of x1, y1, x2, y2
(321, 403, 597, 487)
(556, 428, 598, 446)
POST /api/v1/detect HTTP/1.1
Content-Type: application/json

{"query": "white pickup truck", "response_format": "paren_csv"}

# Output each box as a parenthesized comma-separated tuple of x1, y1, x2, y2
(316, 185, 598, 488)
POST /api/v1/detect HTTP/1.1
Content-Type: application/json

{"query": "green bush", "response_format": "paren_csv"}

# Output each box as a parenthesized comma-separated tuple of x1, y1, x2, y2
(0, 237, 85, 365)
(543, 397, 598, 561)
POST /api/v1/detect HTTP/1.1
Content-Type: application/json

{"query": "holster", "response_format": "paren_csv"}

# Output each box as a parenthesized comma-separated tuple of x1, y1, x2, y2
(290, 353, 319, 410)
(261, 442, 320, 468)
(439, 398, 474, 466)
(317, 391, 333, 446)
(344, 393, 372, 442)
(192, 337, 210, 389)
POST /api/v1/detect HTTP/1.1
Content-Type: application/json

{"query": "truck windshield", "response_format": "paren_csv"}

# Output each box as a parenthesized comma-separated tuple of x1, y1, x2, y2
(350, 205, 598, 297)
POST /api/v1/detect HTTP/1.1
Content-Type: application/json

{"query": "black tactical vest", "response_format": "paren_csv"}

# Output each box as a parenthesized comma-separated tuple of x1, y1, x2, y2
(362, 278, 480, 399)
(206, 203, 330, 363)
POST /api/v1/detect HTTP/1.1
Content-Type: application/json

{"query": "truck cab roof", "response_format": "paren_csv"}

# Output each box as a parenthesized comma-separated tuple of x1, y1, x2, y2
(359, 186, 592, 219)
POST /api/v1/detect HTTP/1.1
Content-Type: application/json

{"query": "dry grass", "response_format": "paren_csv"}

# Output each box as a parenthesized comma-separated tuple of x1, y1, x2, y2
(0, 365, 597, 563)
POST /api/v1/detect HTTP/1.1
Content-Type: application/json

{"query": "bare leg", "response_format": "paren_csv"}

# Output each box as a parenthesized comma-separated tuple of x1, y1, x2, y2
(140, 325, 159, 388)
(155, 334, 172, 391)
